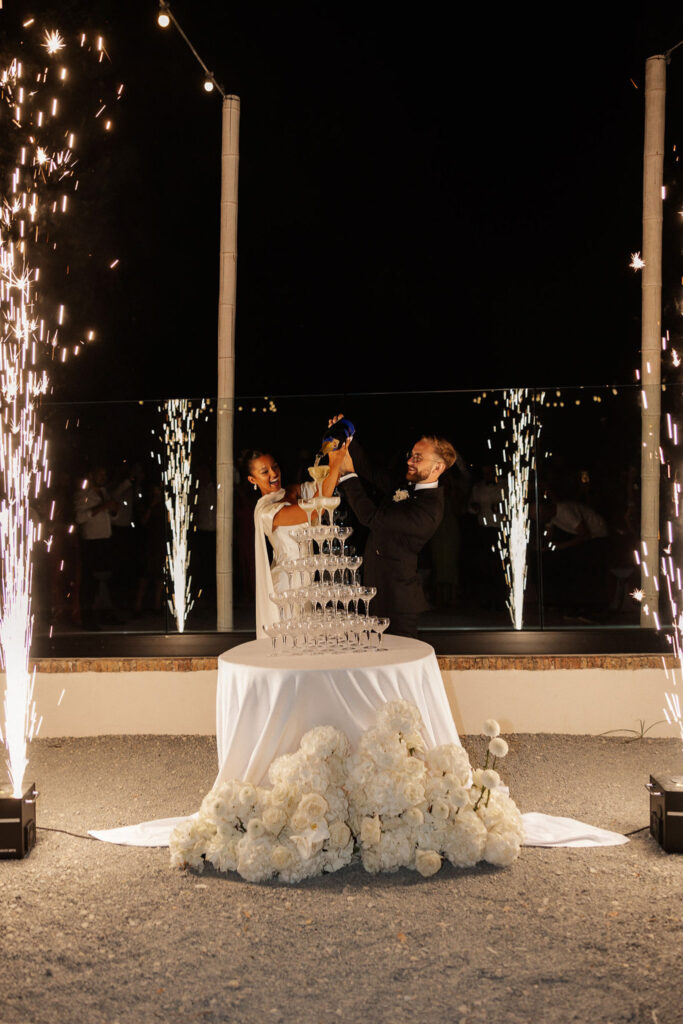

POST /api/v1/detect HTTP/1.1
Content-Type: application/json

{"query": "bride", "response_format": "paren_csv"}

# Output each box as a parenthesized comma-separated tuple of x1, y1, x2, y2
(243, 444, 350, 636)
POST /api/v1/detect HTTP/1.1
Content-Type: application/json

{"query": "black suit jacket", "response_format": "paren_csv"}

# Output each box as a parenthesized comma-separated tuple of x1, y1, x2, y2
(338, 469, 444, 618)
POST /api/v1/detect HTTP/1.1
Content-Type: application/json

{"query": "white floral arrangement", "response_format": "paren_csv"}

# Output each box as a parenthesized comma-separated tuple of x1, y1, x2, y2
(392, 488, 410, 502)
(170, 703, 523, 882)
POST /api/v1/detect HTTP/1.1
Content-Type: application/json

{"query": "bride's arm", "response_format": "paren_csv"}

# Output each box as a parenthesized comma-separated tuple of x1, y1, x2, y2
(272, 439, 351, 527)
(272, 499, 308, 528)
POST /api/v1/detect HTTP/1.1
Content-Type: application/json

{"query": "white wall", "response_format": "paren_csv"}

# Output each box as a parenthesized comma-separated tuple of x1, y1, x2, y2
(441, 668, 677, 738)
(18, 665, 680, 739)
(32, 670, 217, 737)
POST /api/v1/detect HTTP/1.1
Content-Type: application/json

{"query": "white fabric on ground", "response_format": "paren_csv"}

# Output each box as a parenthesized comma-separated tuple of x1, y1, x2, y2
(520, 812, 629, 847)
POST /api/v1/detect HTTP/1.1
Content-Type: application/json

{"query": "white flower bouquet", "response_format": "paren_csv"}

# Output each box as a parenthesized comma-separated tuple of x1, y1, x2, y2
(170, 705, 522, 882)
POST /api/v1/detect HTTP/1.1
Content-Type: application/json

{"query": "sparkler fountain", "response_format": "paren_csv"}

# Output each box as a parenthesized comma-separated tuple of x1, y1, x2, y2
(0, 23, 118, 813)
(492, 388, 541, 631)
(160, 398, 207, 632)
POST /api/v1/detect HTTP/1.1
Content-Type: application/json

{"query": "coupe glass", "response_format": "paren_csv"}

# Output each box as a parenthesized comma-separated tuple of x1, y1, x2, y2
(358, 586, 377, 614)
(364, 616, 379, 650)
(287, 622, 306, 655)
(374, 616, 390, 647)
(298, 497, 317, 526)
(264, 621, 285, 655)
(346, 555, 362, 585)
(269, 592, 288, 621)
(307, 619, 325, 652)
(320, 495, 340, 526)
(358, 616, 374, 650)
(336, 525, 353, 553)
(345, 614, 364, 650)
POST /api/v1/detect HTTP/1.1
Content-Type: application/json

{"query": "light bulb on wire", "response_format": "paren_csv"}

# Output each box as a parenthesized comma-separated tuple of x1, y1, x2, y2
(203, 76, 215, 92)
(157, 3, 170, 28)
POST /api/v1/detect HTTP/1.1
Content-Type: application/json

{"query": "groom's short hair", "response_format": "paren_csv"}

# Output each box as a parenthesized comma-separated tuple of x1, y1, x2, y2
(420, 436, 456, 470)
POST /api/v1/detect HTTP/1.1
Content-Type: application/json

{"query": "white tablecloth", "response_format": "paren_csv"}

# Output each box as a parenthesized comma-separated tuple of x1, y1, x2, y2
(214, 636, 459, 788)
(89, 638, 627, 850)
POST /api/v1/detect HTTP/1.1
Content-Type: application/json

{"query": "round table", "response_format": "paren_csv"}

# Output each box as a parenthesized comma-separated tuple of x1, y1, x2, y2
(215, 635, 460, 788)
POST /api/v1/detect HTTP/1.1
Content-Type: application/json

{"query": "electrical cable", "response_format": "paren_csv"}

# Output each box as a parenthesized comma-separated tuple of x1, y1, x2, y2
(37, 825, 98, 841)
(624, 825, 650, 837)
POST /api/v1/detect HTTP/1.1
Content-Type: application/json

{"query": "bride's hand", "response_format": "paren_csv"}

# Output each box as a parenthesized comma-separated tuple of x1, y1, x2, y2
(327, 413, 344, 428)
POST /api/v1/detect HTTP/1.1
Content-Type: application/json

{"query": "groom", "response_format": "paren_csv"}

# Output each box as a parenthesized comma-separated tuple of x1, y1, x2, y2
(328, 418, 456, 638)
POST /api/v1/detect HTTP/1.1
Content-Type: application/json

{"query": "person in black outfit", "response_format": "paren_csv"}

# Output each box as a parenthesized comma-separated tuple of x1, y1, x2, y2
(328, 420, 456, 638)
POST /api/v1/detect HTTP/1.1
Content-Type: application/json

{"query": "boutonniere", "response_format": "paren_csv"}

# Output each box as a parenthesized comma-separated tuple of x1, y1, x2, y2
(393, 488, 410, 502)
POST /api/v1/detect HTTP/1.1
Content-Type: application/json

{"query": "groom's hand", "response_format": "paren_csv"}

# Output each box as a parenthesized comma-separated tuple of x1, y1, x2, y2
(327, 413, 344, 429)
(328, 437, 354, 474)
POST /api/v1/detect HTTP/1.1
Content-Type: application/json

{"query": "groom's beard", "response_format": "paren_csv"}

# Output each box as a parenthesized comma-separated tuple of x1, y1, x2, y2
(405, 464, 432, 484)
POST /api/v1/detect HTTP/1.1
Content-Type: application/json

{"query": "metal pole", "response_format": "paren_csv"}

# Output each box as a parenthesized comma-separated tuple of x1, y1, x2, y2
(216, 94, 240, 630)
(640, 55, 666, 625)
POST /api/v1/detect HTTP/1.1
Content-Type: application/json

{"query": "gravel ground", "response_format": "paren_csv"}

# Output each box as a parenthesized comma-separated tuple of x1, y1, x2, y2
(1, 732, 683, 1024)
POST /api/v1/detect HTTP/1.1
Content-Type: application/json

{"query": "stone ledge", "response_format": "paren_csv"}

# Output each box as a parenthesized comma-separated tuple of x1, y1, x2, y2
(23, 653, 674, 673)
(29, 657, 218, 674)
(437, 654, 671, 671)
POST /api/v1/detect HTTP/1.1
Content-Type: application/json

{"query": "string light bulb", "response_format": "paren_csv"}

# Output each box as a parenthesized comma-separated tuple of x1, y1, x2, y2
(203, 76, 215, 92)
(157, 4, 171, 28)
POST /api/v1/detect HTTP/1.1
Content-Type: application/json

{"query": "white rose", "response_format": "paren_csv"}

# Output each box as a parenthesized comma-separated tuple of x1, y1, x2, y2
(205, 834, 239, 873)
(271, 843, 296, 871)
(239, 784, 257, 804)
(300, 725, 350, 760)
(360, 815, 381, 845)
(269, 784, 298, 814)
(262, 805, 288, 834)
(376, 701, 424, 735)
(404, 755, 426, 776)
(169, 819, 206, 871)
(426, 744, 472, 784)
(489, 737, 509, 758)
(449, 787, 469, 809)
(425, 776, 448, 800)
(403, 780, 425, 806)
(415, 849, 442, 877)
(442, 809, 487, 868)
(236, 835, 276, 882)
(296, 792, 329, 824)
(247, 818, 266, 838)
(484, 829, 521, 867)
(376, 826, 413, 872)
(328, 820, 352, 848)
(431, 798, 450, 820)
(483, 719, 501, 738)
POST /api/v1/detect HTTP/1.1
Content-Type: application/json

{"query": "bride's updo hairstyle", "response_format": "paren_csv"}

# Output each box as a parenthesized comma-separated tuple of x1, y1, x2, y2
(239, 448, 267, 481)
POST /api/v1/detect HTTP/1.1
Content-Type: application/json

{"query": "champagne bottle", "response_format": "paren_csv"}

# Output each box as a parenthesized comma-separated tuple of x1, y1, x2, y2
(319, 418, 355, 461)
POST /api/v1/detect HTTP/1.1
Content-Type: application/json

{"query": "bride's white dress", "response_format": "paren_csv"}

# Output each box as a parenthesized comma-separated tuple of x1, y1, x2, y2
(89, 484, 628, 851)
(254, 483, 316, 638)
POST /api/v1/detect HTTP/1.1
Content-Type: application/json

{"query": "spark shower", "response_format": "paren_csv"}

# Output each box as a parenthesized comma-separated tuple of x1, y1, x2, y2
(0, 20, 117, 796)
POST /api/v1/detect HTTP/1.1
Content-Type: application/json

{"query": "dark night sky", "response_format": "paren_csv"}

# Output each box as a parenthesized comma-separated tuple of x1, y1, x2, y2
(5, 1, 683, 401)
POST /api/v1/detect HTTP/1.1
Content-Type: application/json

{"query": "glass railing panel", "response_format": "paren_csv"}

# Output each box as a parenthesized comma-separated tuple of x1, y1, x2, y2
(534, 384, 641, 628)
(34, 397, 217, 637)
(31, 384, 647, 638)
